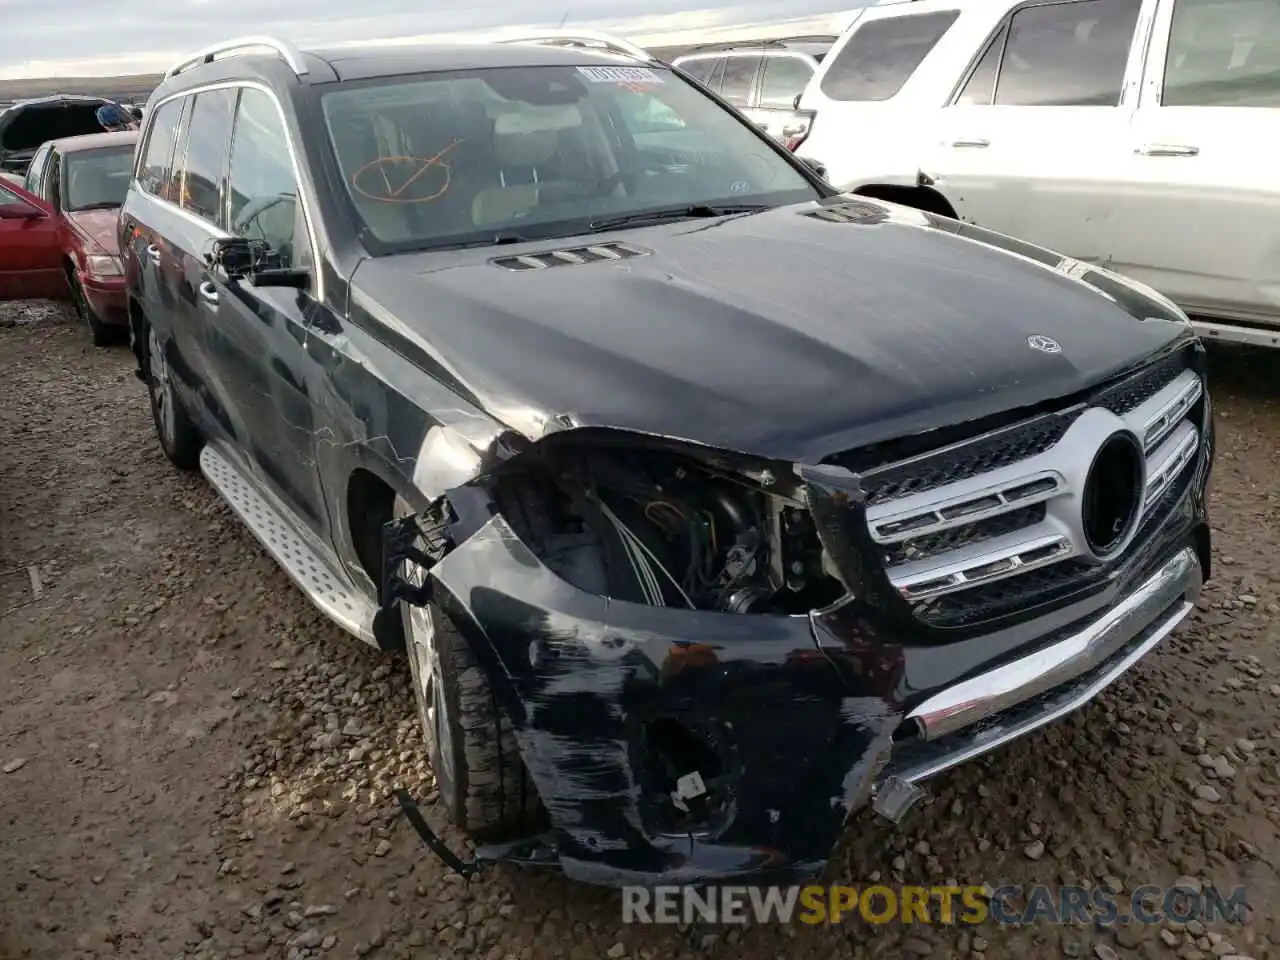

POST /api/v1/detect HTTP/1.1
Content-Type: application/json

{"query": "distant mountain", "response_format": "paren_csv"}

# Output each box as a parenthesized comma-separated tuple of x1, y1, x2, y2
(0, 74, 161, 106)
(0, 34, 819, 106)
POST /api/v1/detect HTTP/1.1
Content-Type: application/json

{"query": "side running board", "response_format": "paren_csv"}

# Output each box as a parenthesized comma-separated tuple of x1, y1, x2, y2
(199, 445, 379, 645)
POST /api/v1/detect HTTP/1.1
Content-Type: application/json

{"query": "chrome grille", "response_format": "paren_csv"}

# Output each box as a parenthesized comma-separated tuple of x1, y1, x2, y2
(861, 350, 1202, 625)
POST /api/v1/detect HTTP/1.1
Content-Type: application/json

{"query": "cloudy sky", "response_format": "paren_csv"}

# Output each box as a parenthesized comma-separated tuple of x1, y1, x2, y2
(0, 0, 870, 79)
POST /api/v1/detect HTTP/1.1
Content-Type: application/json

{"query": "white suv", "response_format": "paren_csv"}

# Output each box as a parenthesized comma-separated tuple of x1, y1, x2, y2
(796, 0, 1280, 348)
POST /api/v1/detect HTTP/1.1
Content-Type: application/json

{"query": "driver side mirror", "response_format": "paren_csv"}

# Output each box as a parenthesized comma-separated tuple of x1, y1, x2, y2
(206, 236, 310, 290)
(0, 200, 45, 220)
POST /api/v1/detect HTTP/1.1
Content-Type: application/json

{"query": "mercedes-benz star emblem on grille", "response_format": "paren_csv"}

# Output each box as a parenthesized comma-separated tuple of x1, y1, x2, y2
(1027, 334, 1062, 354)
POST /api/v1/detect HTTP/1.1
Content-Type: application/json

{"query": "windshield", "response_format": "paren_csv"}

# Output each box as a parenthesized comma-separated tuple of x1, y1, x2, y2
(320, 63, 821, 252)
(63, 145, 134, 212)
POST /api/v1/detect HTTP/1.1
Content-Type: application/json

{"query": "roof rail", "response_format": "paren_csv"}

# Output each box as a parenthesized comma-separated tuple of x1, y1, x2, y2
(497, 30, 656, 63)
(164, 36, 309, 80)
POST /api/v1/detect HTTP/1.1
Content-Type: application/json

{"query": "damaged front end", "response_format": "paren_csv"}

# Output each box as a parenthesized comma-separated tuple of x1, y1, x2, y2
(382, 382, 1210, 886)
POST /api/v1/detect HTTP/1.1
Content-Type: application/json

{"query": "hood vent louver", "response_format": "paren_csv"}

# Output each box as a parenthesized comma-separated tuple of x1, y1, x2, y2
(803, 201, 888, 225)
(492, 242, 648, 271)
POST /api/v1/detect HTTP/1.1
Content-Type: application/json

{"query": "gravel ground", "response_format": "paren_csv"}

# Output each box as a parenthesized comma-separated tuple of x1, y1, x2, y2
(1, 301, 1278, 960)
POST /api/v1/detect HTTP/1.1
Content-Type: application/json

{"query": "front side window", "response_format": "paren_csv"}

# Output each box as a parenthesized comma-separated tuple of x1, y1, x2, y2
(321, 65, 819, 253)
(139, 98, 184, 199)
(63, 145, 135, 212)
(720, 55, 763, 105)
(760, 56, 815, 107)
(820, 11, 961, 101)
(227, 88, 304, 268)
(992, 0, 1143, 106)
(1163, 0, 1280, 106)
(956, 23, 1009, 105)
(175, 88, 237, 226)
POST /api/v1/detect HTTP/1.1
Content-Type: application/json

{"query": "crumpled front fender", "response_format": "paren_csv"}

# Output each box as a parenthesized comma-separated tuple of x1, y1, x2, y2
(411, 488, 905, 886)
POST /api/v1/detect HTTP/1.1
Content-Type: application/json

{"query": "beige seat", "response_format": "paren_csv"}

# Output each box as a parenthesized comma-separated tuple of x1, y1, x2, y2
(471, 128, 562, 228)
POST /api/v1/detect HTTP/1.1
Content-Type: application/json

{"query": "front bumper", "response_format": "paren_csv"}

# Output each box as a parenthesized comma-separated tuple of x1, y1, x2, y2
(422, 475, 1208, 887)
(82, 276, 127, 327)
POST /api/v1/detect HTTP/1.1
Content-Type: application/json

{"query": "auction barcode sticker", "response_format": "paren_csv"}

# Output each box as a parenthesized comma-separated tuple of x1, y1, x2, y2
(577, 66, 664, 84)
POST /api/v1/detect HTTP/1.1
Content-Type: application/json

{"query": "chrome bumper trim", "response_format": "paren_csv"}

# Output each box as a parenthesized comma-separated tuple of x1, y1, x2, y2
(906, 546, 1201, 746)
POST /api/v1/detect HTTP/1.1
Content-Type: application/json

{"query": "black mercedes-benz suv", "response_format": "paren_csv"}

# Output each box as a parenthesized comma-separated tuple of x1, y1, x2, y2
(119, 31, 1214, 888)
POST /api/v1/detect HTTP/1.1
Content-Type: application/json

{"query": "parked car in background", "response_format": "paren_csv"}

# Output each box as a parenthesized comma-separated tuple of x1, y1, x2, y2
(0, 95, 126, 174)
(0, 130, 137, 344)
(119, 31, 1211, 889)
(673, 36, 836, 143)
(795, 0, 1280, 349)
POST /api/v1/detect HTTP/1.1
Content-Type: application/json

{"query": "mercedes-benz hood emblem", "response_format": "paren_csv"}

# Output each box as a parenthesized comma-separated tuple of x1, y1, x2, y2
(1027, 334, 1062, 354)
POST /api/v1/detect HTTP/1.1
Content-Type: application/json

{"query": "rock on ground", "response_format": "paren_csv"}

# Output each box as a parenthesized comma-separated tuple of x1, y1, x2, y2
(2, 302, 1279, 959)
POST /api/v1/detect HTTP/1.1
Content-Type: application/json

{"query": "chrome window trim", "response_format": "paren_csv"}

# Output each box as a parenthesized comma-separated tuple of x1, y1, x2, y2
(140, 78, 324, 302)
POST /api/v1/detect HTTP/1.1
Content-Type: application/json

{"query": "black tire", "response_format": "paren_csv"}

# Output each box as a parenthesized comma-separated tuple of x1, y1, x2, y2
(143, 321, 203, 471)
(393, 495, 539, 840)
(68, 269, 123, 347)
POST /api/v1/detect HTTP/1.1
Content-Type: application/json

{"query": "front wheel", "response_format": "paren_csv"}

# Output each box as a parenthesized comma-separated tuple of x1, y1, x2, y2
(393, 496, 539, 840)
(144, 323, 202, 471)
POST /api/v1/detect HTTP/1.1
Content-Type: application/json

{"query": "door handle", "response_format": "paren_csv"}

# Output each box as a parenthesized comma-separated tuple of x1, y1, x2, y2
(198, 281, 220, 306)
(949, 137, 990, 148)
(146, 244, 161, 264)
(1136, 143, 1199, 157)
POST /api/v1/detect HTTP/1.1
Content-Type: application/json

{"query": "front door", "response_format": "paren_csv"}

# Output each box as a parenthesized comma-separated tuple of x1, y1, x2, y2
(924, 0, 1151, 262)
(750, 53, 817, 140)
(1109, 0, 1280, 326)
(200, 86, 332, 540)
(0, 181, 65, 299)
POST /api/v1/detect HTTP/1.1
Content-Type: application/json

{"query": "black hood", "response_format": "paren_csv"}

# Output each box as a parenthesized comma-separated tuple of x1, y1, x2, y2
(351, 198, 1192, 464)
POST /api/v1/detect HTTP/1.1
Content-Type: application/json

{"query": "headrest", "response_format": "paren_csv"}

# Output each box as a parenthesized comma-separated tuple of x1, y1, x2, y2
(492, 104, 581, 135)
(493, 128, 559, 167)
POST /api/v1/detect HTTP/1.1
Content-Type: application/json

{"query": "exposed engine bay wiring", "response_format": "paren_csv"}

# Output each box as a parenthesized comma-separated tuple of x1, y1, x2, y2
(493, 443, 844, 615)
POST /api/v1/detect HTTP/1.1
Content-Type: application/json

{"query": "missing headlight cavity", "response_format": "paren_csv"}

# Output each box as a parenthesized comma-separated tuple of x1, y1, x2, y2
(490, 440, 846, 614)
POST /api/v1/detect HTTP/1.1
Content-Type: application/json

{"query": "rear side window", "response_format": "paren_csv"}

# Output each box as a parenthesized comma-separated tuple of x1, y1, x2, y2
(990, 0, 1143, 106)
(138, 98, 184, 198)
(23, 144, 50, 194)
(760, 56, 815, 107)
(720, 54, 762, 105)
(678, 57, 720, 86)
(174, 88, 237, 226)
(821, 11, 960, 101)
(1163, 0, 1280, 106)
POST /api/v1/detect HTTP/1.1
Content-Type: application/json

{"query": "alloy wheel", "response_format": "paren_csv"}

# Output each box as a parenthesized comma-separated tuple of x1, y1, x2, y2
(147, 328, 176, 446)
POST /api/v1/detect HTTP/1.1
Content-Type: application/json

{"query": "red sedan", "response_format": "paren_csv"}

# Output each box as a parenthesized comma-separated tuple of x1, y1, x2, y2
(0, 130, 137, 345)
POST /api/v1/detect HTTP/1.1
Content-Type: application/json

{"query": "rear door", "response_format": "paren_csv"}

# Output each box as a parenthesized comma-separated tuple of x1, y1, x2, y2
(121, 95, 190, 363)
(797, 6, 967, 188)
(924, 0, 1151, 260)
(0, 180, 64, 299)
(1113, 0, 1280, 331)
